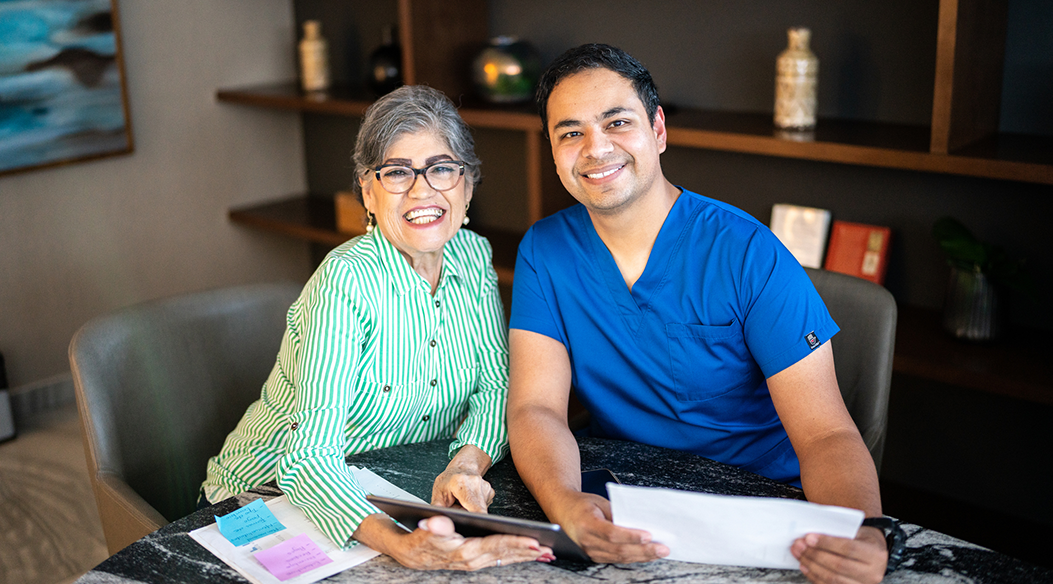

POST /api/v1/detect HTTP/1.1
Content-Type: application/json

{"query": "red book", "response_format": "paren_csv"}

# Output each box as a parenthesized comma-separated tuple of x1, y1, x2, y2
(823, 221, 892, 285)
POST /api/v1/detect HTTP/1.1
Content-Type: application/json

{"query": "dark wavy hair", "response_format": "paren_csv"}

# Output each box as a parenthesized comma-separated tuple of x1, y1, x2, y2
(535, 43, 660, 139)
(351, 85, 481, 202)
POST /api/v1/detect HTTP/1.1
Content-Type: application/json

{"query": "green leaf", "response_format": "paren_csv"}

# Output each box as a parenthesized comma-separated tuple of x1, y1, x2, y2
(932, 216, 1038, 300)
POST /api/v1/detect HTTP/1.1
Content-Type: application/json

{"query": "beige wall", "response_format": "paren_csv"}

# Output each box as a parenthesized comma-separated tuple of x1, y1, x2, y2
(0, 1, 312, 387)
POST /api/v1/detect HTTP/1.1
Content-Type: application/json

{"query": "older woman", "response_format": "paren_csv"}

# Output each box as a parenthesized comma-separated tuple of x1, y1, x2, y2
(202, 86, 551, 570)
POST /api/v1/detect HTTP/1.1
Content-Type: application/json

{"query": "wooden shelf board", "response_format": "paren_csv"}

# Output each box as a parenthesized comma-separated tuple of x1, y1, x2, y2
(229, 196, 353, 247)
(217, 83, 1053, 185)
(228, 195, 520, 285)
(216, 83, 373, 117)
(216, 82, 540, 130)
(664, 109, 1053, 185)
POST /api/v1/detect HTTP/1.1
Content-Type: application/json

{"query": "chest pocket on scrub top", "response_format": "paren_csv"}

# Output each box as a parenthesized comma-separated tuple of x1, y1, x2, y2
(665, 321, 754, 401)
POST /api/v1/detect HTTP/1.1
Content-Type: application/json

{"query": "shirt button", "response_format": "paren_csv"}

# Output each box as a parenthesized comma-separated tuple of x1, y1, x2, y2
(430, 340, 436, 347)
(435, 300, 440, 308)
(422, 415, 430, 422)
(290, 422, 299, 431)
(430, 379, 437, 387)
(383, 385, 391, 392)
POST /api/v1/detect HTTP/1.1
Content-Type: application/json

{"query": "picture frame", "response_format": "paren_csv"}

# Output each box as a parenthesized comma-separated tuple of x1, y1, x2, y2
(769, 203, 832, 269)
(0, 0, 133, 177)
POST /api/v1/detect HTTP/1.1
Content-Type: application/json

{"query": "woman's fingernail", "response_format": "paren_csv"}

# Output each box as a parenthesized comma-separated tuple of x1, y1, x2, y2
(537, 556, 552, 563)
(417, 519, 430, 531)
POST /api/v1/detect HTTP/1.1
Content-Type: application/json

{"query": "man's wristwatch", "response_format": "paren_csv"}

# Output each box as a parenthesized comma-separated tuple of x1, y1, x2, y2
(862, 517, 906, 572)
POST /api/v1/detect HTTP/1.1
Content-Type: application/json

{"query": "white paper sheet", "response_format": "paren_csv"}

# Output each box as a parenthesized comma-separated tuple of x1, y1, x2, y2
(189, 467, 425, 584)
(608, 484, 864, 569)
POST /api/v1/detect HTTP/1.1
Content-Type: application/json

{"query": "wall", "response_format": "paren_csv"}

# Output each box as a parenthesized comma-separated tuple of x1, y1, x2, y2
(0, 0, 313, 388)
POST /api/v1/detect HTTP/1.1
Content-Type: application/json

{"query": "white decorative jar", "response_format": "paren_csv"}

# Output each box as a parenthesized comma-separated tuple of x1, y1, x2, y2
(774, 27, 818, 130)
(299, 20, 330, 93)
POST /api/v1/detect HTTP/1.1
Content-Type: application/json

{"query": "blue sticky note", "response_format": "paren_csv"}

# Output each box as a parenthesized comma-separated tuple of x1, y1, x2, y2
(216, 498, 286, 547)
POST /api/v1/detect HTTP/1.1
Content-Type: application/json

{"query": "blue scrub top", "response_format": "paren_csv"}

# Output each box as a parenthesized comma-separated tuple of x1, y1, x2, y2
(510, 189, 838, 485)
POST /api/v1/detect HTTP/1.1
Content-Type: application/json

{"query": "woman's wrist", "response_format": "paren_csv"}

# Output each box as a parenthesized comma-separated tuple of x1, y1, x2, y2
(352, 513, 408, 559)
(447, 444, 492, 476)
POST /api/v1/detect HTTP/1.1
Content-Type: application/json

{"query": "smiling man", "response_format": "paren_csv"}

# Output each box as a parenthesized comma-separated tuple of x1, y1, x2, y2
(506, 44, 891, 583)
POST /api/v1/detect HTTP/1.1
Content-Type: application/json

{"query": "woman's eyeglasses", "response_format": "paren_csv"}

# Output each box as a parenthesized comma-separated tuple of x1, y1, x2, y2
(373, 160, 466, 194)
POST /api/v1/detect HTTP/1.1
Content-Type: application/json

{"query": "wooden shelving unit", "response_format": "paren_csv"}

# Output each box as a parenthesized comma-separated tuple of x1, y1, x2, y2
(222, 0, 1051, 407)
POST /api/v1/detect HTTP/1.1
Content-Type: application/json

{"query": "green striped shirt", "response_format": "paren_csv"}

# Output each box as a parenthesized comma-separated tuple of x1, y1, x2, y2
(203, 228, 509, 548)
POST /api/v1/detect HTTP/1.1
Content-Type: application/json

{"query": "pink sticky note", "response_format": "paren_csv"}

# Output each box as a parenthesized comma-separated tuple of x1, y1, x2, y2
(253, 533, 333, 581)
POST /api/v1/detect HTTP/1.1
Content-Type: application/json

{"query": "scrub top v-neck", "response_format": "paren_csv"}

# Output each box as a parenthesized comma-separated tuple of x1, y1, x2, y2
(511, 188, 838, 485)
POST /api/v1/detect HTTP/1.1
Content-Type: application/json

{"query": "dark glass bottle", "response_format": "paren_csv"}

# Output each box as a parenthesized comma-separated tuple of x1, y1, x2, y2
(368, 24, 402, 96)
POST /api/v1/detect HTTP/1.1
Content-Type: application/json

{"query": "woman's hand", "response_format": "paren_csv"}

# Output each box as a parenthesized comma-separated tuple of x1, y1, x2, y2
(354, 513, 554, 570)
(431, 444, 495, 513)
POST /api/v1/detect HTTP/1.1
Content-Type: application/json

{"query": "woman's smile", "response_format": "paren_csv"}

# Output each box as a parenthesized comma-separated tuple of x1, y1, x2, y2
(404, 206, 447, 226)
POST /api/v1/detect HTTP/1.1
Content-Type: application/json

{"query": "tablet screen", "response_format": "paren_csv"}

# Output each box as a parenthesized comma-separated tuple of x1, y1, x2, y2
(366, 495, 592, 563)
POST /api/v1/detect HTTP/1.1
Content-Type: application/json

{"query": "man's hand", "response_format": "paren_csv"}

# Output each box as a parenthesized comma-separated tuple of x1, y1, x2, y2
(791, 525, 888, 584)
(558, 492, 670, 563)
(431, 444, 495, 513)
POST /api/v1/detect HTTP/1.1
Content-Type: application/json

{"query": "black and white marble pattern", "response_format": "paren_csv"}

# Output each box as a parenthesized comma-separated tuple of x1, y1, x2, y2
(73, 438, 1052, 583)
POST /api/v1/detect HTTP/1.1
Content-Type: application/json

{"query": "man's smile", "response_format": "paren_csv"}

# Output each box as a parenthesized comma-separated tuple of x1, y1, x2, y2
(582, 163, 626, 180)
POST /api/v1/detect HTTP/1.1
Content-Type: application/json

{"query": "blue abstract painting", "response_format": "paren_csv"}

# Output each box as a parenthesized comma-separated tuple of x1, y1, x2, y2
(0, 0, 132, 176)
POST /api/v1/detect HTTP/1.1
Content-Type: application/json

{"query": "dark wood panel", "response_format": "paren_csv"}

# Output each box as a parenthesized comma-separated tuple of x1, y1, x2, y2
(400, 0, 488, 97)
(930, 0, 1009, 154)
(893, 305, 1053, 406)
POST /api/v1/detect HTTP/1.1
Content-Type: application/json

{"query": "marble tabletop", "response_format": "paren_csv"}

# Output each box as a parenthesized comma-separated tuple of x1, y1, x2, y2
(74, 437, 1051, 583)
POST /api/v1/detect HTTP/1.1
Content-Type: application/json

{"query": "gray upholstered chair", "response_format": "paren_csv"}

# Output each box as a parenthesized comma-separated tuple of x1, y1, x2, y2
(804, 267, 897, 472)
(70, 282, 301, 554)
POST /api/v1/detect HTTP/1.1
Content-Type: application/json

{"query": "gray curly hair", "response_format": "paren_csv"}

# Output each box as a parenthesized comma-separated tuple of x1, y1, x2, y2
(351, 85, 481, 202)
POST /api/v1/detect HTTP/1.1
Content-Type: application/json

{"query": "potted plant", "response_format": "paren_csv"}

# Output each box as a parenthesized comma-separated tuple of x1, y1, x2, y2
(932, 216, 1035, 341)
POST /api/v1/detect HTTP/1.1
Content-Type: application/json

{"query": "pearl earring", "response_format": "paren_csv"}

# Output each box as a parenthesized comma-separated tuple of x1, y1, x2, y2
(462, 203, 470, 226)
(365, 212, 376, 233)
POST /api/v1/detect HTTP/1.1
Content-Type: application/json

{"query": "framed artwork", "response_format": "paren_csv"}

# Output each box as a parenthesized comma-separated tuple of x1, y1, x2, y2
(0, 0, 133, 177)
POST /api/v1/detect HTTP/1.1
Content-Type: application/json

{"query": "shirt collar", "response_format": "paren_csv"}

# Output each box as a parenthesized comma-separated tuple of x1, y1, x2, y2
(371, 229, 462, 295)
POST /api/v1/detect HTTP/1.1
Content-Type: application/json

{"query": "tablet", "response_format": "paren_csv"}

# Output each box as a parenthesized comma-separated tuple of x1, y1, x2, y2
(366, 495, 592, 563)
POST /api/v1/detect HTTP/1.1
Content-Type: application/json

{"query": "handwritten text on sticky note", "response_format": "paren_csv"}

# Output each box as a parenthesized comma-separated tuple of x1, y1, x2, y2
(215, 498, 285, 547)
(253, 533, 334, 581)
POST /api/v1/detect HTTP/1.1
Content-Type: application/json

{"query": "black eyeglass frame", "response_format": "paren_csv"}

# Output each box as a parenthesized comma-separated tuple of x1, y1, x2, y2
(373, 160, 467, 194)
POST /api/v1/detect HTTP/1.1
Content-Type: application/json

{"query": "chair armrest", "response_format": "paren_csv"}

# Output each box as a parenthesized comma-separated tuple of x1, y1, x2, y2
(92, 472, 168, 555)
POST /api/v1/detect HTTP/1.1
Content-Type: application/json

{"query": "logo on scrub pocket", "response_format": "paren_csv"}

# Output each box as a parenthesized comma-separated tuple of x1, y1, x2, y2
(805, 331, 820, 350)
